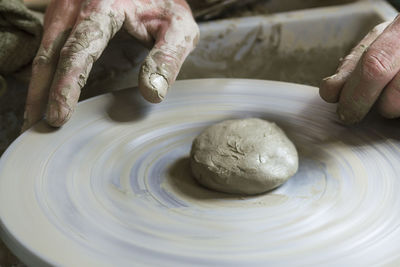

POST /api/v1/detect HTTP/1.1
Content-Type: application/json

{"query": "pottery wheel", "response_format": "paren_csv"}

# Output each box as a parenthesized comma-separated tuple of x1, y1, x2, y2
(1, 79, 400, 266)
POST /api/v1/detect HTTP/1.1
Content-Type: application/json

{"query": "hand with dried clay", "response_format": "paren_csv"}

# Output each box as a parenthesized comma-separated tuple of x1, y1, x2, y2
(319, 16, 400, 124)
(23, 0, 199, 130)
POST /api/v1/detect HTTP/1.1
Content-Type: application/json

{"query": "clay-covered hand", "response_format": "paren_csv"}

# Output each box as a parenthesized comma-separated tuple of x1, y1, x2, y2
(22, 0, 199, 130)
(319, 16, 400, 124)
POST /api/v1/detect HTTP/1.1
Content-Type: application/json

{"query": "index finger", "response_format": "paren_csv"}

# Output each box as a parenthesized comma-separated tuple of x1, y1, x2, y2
(337, 16, 400, 124)
(22, 0, 80, 131)
(45, 8, 124, 126)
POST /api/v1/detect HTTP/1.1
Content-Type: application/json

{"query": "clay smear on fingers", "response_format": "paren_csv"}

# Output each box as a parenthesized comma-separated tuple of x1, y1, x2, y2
(337, 18, 400, 124)
(319, 22, 389, 104)
(137, 0, 199, 103)
(45, 8, 124, 126)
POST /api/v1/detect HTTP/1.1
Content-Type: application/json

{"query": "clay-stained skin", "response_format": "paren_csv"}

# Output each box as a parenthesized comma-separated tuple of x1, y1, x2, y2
(319, 16, 400, 124)
(190, 118, 299, 195)
(23, 0, 199, 130)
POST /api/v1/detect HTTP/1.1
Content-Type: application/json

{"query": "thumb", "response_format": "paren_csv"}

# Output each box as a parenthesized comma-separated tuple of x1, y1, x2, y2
(138, 15, 199, 103)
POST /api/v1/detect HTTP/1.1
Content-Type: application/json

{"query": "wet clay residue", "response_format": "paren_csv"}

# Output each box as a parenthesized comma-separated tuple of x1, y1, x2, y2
(179, 35, 351, 86)
(1, 12, 383, 156)
(178, 18, 380, 86)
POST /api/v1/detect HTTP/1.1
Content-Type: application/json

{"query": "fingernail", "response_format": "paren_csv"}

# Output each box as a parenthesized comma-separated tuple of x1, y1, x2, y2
(149, 73, 168, 100)
(322, 74, 338, 81)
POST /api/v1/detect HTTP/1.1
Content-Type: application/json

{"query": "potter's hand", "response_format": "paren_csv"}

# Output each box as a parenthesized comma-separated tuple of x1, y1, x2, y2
(319, 17, 400, 124)
(23, 0, 199, 130)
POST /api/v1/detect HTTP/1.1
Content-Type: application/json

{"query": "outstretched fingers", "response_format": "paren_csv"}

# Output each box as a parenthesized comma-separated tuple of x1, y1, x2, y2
(24, 0, 199, 129)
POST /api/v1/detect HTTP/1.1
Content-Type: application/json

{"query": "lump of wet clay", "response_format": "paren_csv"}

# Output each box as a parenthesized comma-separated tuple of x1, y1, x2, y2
(190, 118, 298, 195)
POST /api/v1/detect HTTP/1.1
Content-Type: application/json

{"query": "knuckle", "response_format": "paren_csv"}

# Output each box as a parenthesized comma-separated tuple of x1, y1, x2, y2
(343, 53, 357, 62)
(362, 49, 394, 80)
(49, 91, 74, 111)
(349, 41, 368, 58)
(339, 53, 358, 69)
(32, 52, 52, 67)
(58, 49, 78, 71)
(75, 19, 104, 42)
(49, 89, 64, 103)
(164, 48, 181, 65)
(154, 47, 180, 62)
(60, 39, 84, 59)
(146, 48, 180, 80)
